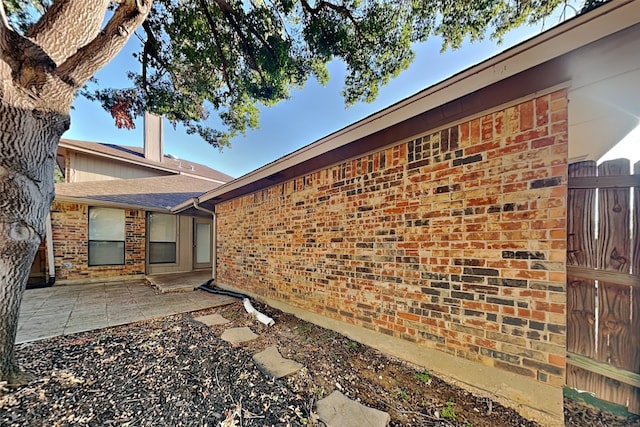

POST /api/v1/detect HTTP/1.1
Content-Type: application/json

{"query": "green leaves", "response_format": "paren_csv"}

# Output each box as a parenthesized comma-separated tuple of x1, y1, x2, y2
(7, 0, 585, 148)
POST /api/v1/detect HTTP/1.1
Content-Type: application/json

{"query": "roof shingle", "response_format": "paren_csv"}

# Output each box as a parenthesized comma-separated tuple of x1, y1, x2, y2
(55, 175, 219, 210)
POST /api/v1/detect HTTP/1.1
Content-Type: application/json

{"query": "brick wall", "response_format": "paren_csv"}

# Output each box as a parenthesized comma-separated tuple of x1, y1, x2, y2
(51, 201, 146, 280)
(216, 90, 568, 386)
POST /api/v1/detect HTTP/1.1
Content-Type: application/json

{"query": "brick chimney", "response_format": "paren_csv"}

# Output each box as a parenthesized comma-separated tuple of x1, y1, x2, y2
(143, 112, 164, 163)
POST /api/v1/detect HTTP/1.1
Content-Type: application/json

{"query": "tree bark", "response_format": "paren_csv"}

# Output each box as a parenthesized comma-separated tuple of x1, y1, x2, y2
(0, 0, 151, 385)
(0, 103, 68, 385)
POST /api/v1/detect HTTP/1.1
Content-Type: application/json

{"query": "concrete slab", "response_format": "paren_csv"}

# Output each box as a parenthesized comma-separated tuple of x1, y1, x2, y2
(17, 282, 236, 344)
(316, 390, 390, 427)
(147, 271, 212, 293)
(221, 327, 258, 344)
(252, 346, 304, 379)
(195, 314, 230, 326)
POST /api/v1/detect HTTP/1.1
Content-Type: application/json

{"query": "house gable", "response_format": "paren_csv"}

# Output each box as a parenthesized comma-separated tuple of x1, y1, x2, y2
(58, 138, 233, 185)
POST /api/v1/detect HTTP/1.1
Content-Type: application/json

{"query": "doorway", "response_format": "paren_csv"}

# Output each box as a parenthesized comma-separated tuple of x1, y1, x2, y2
(193, 218, 212, 270)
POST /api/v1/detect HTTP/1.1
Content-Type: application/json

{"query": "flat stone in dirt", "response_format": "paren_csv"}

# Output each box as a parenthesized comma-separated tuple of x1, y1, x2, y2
(220, 326, 258, 344)
(252, 345, 304, 379)
(317, 390, 391, 427)
(194, 313, 230, 326)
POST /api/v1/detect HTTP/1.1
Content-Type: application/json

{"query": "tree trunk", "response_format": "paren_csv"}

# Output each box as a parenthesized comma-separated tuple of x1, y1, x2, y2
(0, 101, 69, 385)
(0, 0, 149, 385)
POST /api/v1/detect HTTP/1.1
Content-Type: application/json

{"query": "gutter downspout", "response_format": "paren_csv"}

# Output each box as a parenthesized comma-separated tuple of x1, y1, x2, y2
(192, 200, 275, 327)
(29, 213, 56, 289)
(45, 212, 55, 286)
(192, 199, 216, 281)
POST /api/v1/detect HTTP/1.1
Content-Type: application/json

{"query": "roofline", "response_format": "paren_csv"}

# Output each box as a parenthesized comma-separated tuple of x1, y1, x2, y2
(178, 171, 226, 184)
(59, 139, 179, 175)
(198, 0, 639, 205)
(171, 197, 198, 214)
(54, 195, 173, 212)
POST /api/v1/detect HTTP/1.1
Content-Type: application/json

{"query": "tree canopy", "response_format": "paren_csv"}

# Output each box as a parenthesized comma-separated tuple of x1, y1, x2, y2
(4, 0, 595, 148)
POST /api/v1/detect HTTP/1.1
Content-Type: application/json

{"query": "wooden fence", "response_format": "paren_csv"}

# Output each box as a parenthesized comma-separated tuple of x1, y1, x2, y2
(566, 158, 640, 414)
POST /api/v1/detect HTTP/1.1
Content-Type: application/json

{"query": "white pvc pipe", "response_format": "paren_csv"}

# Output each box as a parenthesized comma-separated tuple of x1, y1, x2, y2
(45, 212, 55, 281)
(243, 298, 274, 326)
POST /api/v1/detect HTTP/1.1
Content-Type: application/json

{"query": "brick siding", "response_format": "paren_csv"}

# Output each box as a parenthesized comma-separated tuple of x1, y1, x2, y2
(51, 201, 146, 280)
(216, 90, 568, 386)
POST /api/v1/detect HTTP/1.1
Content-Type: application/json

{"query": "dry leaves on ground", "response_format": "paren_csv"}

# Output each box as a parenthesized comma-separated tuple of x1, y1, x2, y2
(2, 299, 638, 426)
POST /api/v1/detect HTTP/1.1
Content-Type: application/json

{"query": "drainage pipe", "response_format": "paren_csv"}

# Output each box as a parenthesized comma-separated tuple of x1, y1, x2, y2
(198, 280, 251, 300)
(198, 282, 275, 326)
(192, 199, 217, 281)
(243, 298, 275, 326)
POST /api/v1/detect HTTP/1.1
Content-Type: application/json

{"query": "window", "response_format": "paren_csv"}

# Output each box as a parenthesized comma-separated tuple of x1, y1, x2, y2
(89, 207, 125, 266)
(148, 213, 177, 264)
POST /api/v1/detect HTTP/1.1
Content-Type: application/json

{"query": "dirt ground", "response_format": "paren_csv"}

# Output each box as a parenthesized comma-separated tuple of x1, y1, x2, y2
(1, 298, 638, 426)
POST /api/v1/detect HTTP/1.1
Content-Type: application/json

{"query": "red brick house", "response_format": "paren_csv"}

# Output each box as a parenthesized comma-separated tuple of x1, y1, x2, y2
(29, 114, 233, 285)
(170, 2, 640, 424)
(28, 1, 639, 424)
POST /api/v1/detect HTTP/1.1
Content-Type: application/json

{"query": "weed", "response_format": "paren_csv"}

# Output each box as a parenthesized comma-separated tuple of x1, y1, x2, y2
(397, 389, 408, 400)
(441, 397, 457, 421)
(414, 369, 430, 383)
(297, 324, 312, 338)
(312, 387, 325, 398)
(226, 310, 240, 320)
(346, 340, 359, 350)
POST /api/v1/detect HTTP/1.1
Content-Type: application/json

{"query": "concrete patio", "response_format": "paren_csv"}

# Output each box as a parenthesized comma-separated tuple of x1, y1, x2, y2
(17, 279, 236, 344)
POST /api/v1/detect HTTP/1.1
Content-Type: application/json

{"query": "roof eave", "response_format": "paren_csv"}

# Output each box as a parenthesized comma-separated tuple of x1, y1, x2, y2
(54, 195, 173, 213)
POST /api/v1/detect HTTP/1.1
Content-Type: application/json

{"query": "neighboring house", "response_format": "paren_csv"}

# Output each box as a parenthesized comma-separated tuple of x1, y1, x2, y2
(29, 114, 233, 285)
(170, 2, 640, 425)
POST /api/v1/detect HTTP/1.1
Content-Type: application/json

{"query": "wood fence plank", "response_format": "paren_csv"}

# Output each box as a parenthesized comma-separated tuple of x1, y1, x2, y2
(567, 276, 596, 358)
(597, 159, 631, 273)
(567, 161, 598, 394)
(567, 352, 640, 387)
(569, 175, 640, 189)
(597, 159, 633, 410)
(568, 161, 597, 268)
(630, 161, 640, 414)
(566, 266, 640, 288)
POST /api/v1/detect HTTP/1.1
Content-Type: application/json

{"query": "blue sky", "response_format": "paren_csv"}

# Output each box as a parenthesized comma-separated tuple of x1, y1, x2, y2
(65, 8, 581, 178)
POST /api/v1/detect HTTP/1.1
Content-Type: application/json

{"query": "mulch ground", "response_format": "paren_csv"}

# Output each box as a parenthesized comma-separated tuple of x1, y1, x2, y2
(2, 298, 638, 426)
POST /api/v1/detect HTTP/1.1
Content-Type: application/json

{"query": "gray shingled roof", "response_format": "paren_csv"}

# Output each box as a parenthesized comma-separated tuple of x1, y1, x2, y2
(55, 175, 220, 210)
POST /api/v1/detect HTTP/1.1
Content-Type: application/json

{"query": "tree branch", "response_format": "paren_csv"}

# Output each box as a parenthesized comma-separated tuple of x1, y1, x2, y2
(197, 0, 233, 94)
(27, 0, 111, 66)
(300, 0, 365, 39)
(55, 0, 152, 90)
(0, 1, 55, 88)
(140, 20, 175, 92)
(212, 0, 264, 79)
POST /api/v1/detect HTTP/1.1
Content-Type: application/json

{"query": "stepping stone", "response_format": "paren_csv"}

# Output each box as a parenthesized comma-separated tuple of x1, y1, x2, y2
(253, 346, 304, 379)
(221, 327, 258, 344)
(194, 314, 230, 326)
(316, 390, 390, 427)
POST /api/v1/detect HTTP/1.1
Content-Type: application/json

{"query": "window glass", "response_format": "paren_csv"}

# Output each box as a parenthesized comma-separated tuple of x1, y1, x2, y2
(89, 207, 125, 240)
(195, 223, 211, 264)
(88, 207, 125, 266)
(149, 213, 177, 264)
(89, 241, 125, 265)
(149, 213, 176, 242)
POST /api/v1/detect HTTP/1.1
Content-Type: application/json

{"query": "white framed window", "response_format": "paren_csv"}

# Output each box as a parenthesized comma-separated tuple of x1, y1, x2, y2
(148, 213, 177, 264)
(88, 207, 125, 266)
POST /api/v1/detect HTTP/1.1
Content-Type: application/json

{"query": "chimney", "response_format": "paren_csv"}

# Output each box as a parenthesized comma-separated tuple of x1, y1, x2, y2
(143, 112, 164, 163)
